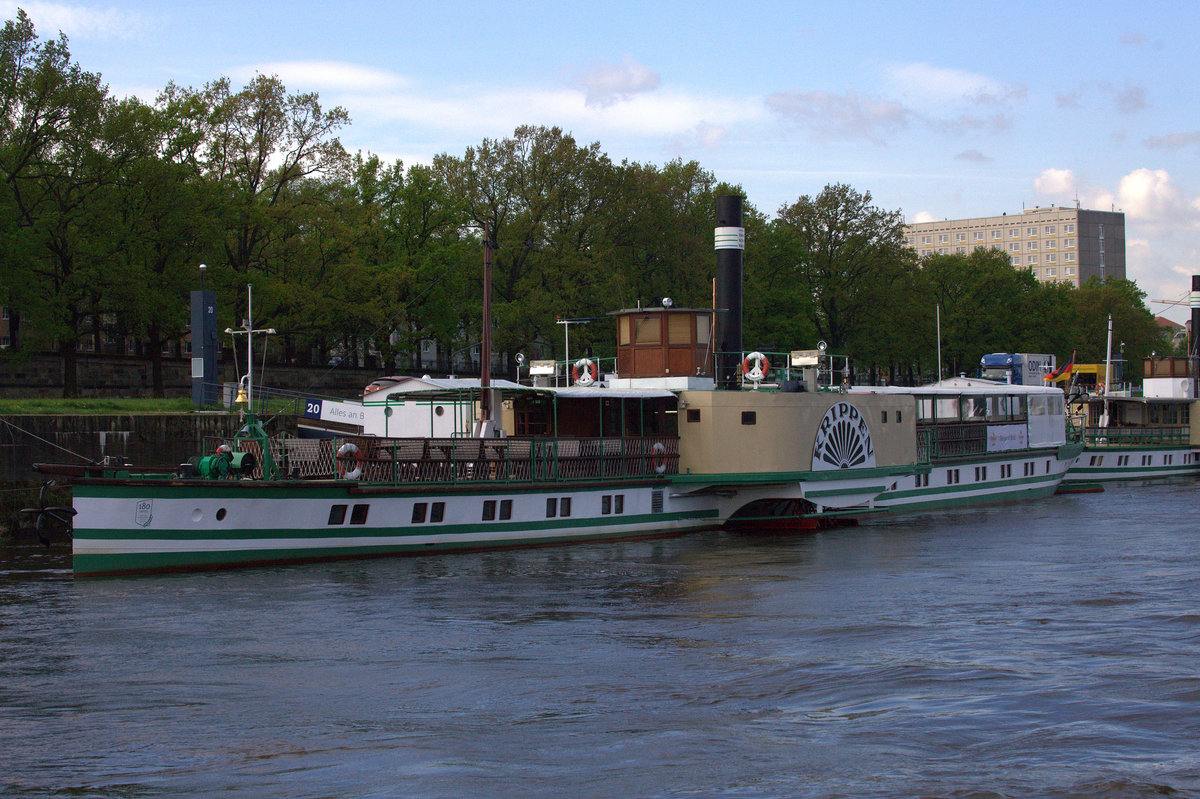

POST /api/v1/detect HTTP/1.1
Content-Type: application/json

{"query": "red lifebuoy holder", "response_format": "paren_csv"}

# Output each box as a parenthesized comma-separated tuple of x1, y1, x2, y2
(741, 351, 770, 382)
(572, 358, 599, 386)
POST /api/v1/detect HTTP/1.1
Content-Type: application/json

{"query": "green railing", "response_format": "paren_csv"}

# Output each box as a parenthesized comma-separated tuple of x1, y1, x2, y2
(242, 434, 679, 484)
(1082, 426, 1190, 448)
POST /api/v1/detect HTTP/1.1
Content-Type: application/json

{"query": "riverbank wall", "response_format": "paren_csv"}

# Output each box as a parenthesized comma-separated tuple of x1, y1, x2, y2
(0, 413, 296, 537)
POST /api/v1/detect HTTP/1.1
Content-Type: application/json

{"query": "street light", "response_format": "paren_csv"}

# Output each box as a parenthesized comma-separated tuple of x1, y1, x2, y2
(199, 263, 207, 293)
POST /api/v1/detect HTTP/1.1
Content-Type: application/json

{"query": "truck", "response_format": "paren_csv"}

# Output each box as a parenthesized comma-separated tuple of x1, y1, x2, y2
(978, 353, 1057, 386)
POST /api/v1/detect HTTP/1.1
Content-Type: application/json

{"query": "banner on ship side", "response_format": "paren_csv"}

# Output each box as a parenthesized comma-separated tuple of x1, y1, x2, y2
(987, 424, 1028, 452)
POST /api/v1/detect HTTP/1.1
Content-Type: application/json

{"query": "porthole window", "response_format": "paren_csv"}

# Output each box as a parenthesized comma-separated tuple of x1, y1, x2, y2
(215, 508, 227, 521)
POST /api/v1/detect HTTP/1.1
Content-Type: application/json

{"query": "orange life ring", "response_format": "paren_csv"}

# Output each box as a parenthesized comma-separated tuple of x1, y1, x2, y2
(336, 442, 364, 480)
(741, 351, 770, 381)
(572, 358, 599, 386)
(1095, 384, 1105, 396)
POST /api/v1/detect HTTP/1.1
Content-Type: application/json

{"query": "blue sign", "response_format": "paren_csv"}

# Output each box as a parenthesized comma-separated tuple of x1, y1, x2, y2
(303, 399, 323, 419)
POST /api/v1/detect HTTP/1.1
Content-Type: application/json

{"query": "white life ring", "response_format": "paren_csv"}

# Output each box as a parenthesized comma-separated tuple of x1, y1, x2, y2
(651, 441, 667, 474)
(572, 358, 599, 386)
(741, 351, 770, 382)
(1095, 384, 1105, 396)
(336, 442, 363, 480)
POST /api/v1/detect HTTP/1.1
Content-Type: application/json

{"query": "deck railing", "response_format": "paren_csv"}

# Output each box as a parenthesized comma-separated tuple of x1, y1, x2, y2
(1082, 426, 1190, 448)
(222, 435, 680, 484)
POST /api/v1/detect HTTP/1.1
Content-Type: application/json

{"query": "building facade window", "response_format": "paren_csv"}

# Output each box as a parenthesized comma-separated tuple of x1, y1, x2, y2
(1064, 238, 1075, 248)
(1011, 255, 1020, 265)
(1046, 267, 1057, 277)
(1047, 254, 1057, 263)
(974, 232, 984, 241)
(1009, 242, 1019, 252)
(992, 230, 1002, 240)
(1045, 225, 1056, 234)
(938, 234, 949, 244)
(1009, 228, 1019, 237)
(922, 235, 931, 245)
(1064, 223, 1075, 233)
(1027, 241, 1038, 250)
(1065, 266, 1076, 276)
(1027, 226, 1038, 236)
(1046, 239, 1056, 249)
(956, 233, 966, 242)
(1065, 253, 1076, 262)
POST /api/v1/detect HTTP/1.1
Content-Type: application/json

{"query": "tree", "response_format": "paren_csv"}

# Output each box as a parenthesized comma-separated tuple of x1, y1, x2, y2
(764, 184, 913, 369)
(0, 11, 154, 395)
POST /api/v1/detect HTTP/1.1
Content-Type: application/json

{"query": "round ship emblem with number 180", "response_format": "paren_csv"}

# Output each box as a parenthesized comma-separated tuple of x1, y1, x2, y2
(811, 401, 876, 470)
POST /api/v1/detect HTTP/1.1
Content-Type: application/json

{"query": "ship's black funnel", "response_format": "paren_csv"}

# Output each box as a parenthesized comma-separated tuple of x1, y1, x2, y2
(714, 195, 744, 390)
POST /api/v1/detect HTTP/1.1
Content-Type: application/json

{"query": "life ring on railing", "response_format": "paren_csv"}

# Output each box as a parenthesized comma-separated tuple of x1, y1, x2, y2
(741, 351, 770, 382)
(336, 442, 364, 480)
(651, 441, 667, 474)
(1095, 384, 1105, 396)
(572, 358, 599, 386)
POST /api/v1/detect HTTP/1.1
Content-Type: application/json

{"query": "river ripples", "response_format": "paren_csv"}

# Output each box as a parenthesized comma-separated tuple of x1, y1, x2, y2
(2, 480, 1199, 798)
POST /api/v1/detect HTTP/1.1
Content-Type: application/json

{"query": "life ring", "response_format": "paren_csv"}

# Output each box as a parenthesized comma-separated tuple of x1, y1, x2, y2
(651, 441, 667, 474)
(1095, 384, 1105, 396)
(741, 351, 770, 382)
(336, 442, 364, 480)
(572, 358, 599, 386)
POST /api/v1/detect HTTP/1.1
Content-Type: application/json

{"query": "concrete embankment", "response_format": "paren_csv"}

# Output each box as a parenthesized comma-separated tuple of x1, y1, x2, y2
(0, 413, 295, 538)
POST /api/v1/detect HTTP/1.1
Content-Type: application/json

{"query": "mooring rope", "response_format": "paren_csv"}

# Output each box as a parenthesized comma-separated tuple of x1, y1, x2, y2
(0, 417, 95, 463)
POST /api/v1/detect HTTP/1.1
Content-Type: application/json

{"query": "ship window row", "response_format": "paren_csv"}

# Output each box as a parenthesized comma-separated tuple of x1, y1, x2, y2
(327, 504, 370, 525)
(917, 394, 1063, 422)
(939, 460, 1049, 487)
(482, 499, 513, 521)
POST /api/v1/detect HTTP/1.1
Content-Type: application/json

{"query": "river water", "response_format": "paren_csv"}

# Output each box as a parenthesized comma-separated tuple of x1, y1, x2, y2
(2, 480, 1199, 798)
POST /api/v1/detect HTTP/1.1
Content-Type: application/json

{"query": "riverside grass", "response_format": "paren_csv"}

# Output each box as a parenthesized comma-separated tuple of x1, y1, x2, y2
(0, 398, 205, 414)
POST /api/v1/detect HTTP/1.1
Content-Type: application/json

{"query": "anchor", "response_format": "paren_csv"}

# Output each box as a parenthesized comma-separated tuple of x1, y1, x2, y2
(18, 480, 77, 548)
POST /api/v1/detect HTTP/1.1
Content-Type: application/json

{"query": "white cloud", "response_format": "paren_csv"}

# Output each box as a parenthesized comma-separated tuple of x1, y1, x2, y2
(342, 83, 762, 144)
(884, 62, 1025, 108)
(1034, 168, 1077, 196)
(573, 56, 660, 107)
(1033, 168, 1200, 322)
(910, 211, 935, 223)
(0, 1, 145, 39)
(765, 90, 911, 145)
(238, 62, 408, 93)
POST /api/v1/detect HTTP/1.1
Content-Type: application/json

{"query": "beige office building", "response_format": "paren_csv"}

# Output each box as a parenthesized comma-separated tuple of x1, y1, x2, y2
(904, 206, 1125, 286)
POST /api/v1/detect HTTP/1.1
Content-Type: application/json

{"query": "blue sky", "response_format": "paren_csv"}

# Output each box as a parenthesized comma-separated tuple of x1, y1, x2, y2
(8, 0, 1199, 323)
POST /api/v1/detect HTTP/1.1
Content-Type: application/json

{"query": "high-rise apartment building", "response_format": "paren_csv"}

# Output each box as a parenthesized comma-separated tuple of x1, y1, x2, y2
(904, 206, 1125, 287)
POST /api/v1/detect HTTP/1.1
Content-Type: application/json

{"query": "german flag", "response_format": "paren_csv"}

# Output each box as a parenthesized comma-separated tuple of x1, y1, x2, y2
(1044, 351, 1075, 382)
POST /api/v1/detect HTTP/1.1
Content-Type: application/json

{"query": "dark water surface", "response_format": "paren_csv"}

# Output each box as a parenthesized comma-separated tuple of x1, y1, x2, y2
(3, 481, 1199, 798)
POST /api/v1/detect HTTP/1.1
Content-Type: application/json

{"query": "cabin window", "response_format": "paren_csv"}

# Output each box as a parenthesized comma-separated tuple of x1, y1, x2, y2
(696, 314, 711, 344)
(619, 316, 631, 346)
(602, 495, 612, 515)
(652, 490, 664, 513)
(881, 410, 888, 424)
(430, 502, 444, 523)
(328, 504, 347, 525)
(546, 498, 558, 518)
(635, 316, 660, 345)
(215, 508, 227, 521)
(412, 503, 427, 524)
(350, 504, 370, 525)
(667, 314, 692, 345)
(741, 411, 757, 425)
(615, 494, 625, 514)
(687, 409, 701, 423)
(499, 499, 513, 520)
(560, 497, 572, 517)
(896, 410, 902, 423)
(483, 500, 497, 521)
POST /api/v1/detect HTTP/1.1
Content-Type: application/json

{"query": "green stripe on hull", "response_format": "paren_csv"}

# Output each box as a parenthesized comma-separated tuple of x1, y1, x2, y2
(73, 515, 717, 576)
(872, 482, 1060, 514)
